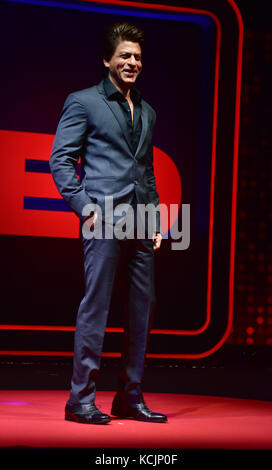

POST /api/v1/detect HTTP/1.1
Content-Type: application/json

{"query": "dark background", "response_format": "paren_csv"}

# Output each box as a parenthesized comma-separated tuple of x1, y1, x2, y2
(0, 0, 271, 399)
(0, 0, 219, 353)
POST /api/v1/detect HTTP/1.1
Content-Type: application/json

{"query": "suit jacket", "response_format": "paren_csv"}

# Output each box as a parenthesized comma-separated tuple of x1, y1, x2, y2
(49, 79, 160, 234)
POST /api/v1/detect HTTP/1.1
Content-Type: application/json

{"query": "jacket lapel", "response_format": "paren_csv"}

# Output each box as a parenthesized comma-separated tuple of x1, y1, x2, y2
(134, 104, 148, 159)
(96, 81, 133, 154)
(96, 80, 149, 159)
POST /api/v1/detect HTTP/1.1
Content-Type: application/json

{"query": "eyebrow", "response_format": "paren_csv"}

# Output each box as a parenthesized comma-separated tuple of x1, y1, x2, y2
(119, 51, 142, 56)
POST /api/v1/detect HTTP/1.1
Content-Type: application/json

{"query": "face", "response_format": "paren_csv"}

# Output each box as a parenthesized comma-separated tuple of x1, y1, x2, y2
(103, 40, 142, 88)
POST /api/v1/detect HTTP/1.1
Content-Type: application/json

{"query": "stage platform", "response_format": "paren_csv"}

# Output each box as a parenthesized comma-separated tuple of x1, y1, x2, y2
(0, 390, 272, 450)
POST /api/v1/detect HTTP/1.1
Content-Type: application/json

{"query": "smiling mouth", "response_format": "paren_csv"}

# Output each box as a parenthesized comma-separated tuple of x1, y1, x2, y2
(123, 70, 136, 75)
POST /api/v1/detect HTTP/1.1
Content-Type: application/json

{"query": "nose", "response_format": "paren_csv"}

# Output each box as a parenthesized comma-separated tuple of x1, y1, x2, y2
(128, 55, 136, 67)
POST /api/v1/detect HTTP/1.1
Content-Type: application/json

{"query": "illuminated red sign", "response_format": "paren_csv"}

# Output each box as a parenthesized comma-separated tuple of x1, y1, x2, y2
(0, 129, 181, 238)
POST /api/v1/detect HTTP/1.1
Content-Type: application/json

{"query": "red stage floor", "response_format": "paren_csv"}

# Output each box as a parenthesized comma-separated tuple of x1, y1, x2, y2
(0, 390, 272, 449)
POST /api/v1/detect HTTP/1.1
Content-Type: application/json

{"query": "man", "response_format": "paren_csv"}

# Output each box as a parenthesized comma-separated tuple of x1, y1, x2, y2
(50, 22, 167, 424)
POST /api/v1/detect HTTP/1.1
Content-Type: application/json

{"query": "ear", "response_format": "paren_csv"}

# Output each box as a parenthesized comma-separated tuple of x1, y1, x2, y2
(103, 58, 109, 68)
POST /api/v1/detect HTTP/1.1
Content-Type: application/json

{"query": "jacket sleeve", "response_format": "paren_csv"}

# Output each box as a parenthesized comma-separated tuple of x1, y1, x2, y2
(145, 112, 161, 233)
(49, 94, 96, 221)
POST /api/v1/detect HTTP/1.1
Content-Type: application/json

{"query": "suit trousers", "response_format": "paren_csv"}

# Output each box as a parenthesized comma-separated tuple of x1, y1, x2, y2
(69, 233, 156, 405)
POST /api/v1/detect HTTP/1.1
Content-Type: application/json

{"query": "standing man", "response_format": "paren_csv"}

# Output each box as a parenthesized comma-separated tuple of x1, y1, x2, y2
(50, 22, 167, 424)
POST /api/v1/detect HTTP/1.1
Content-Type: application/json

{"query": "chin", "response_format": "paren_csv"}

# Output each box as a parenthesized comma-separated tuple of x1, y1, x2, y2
(125, 76, 137, 83)
(121, 73, 138, 82)
(121, 79, 136, 87)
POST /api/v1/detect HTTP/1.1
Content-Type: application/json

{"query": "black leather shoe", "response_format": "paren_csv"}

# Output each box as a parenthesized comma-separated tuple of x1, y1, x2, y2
(111, 394, 167, 423)
(65, 401, 111, 424)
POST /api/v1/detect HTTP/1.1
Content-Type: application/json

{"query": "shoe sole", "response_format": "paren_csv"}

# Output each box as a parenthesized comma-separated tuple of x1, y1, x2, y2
(65, 411, 111, 425)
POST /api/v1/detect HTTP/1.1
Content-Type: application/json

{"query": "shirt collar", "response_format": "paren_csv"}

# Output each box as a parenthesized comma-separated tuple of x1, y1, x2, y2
(103, 74, 142, 104)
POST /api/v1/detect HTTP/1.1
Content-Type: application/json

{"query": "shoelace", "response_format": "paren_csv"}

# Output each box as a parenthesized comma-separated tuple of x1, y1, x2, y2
(88, 403, 102, 413)
(138, 401, 151, 413)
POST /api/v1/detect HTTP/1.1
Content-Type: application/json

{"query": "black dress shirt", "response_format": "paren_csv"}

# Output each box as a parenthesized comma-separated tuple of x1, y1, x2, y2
(103, 75, 142, 156)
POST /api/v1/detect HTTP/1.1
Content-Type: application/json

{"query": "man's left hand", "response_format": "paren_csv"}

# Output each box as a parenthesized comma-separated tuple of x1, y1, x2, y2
(152, 232, 162, 251)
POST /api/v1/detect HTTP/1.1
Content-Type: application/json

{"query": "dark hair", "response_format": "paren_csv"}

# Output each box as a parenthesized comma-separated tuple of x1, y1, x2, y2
(102, 22, 145, 62)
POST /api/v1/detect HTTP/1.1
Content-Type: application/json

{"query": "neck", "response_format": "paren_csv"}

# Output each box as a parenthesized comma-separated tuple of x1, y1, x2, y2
(108, 73, 131, 100)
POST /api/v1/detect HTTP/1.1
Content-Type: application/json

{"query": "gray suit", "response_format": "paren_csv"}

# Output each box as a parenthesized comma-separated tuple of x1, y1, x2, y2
(50, 79, 160, 404)
(50, 80, 160, 232)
